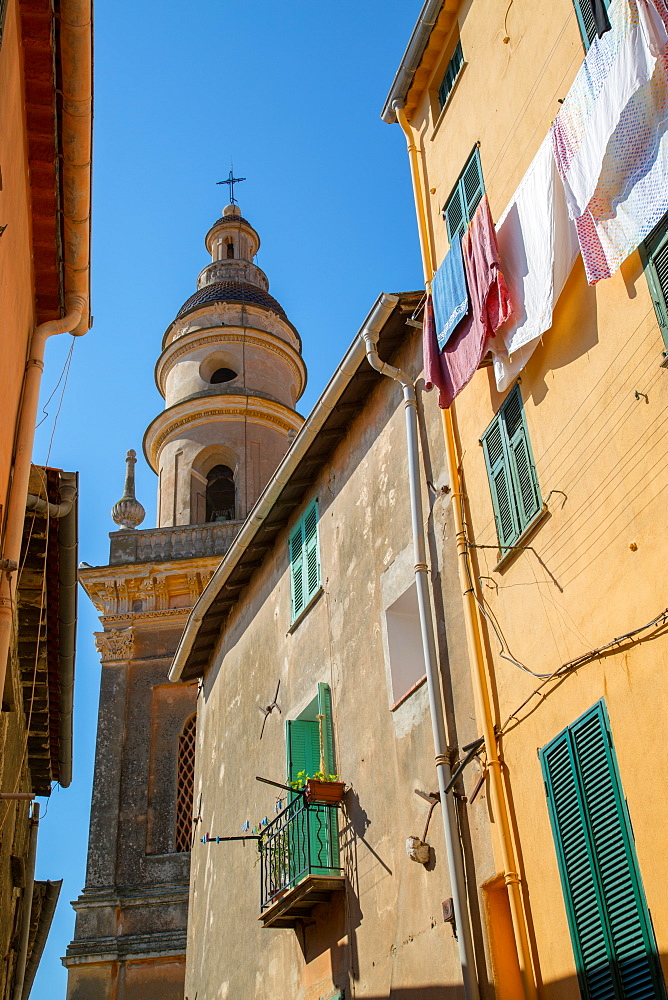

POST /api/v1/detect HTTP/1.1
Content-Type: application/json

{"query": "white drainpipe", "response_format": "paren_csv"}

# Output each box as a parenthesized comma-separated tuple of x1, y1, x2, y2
(361, 293, 479, 1000)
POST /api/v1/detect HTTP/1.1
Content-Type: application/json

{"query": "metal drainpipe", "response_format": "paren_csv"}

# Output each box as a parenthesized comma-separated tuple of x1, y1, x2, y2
(361, 294, 479, 1000)
(12, 801, 40, 1000)
(392, 99, 538, 1000)
(0, 298, 86, 714)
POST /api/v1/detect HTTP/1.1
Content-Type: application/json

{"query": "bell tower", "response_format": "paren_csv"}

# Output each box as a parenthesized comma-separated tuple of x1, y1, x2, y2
(145, 203, 306, 528)
(64, 203, 306, 1000)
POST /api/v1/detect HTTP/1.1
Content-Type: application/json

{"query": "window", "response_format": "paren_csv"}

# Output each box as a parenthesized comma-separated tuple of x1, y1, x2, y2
(209, 367, 237, 384)
(442, 146, 485, 241)
(572, 0, 611, 50)
(481, 386, 541, 550)
(640, 213, 668, 349)
(175, 714, 196, 853)
(205, 464, 235, 522)
(540, 702, 666, 1000)
(285, 683, 338, 871)
(289, 499, 321, 622)
(385, 583, 426, 706)
(286, 683, 335, 780)
(437, 39, 464, 111)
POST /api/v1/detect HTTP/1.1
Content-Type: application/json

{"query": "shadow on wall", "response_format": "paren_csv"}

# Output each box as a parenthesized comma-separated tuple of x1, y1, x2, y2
(354, 961, 666, 999)
(485, 256, 599, 411)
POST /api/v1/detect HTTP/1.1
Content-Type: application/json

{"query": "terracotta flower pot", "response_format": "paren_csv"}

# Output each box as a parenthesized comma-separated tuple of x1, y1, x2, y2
(305, 779, 345, 805)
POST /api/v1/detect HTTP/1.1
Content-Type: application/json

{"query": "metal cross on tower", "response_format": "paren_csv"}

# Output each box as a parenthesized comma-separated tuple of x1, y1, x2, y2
(217, 169, 246, 205)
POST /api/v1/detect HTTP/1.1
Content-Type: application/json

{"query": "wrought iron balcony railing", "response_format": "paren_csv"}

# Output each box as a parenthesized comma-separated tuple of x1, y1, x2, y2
(201, 788, 345, 928)
(260, 794, 342, 914)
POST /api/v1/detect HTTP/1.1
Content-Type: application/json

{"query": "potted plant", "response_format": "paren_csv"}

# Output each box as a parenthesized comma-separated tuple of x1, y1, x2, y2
(289, 769, 346, 805)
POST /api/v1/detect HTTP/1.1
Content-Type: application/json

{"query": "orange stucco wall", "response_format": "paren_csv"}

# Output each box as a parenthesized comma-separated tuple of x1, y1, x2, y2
(406, 0, 668, 995)
(0, 0, 35, 520)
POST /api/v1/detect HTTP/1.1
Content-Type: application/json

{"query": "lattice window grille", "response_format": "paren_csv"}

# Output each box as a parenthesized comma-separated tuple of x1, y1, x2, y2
(175, 714, 197, 853)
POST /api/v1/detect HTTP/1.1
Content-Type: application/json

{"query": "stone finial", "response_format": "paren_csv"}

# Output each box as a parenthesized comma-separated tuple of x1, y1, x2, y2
(111, 449, 146, 529)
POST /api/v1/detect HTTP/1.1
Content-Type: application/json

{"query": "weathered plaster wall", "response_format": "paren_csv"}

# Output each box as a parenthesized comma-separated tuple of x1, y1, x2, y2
(185, 329, 497, 999)
(409, 0, 668, 993)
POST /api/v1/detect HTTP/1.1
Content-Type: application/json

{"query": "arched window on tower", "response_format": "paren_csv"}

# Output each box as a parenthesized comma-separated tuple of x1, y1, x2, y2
(226, 239, 234, 258)
(175, 714, 196, 853)
(206, 465, 235, 522)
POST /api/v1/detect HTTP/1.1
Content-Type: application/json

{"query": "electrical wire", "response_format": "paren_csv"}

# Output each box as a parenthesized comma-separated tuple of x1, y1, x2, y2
(35, 338, 75, 430)
(500, 608, 668, 736)
(458, 490, 552, 679)
(0, 341, 75, 830)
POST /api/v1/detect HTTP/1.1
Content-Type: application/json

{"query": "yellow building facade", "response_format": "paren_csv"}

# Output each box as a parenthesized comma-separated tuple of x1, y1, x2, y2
(385, 1, 668, 998)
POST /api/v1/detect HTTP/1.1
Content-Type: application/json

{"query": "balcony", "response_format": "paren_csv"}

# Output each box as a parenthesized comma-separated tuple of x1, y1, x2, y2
(259, 796, 344, 929)
(109, 519, 243, 565)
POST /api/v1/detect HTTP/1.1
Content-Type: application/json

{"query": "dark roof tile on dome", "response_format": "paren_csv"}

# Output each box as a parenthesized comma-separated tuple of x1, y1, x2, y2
(176, 280, 288, 321)
(209, 214, 252, 229)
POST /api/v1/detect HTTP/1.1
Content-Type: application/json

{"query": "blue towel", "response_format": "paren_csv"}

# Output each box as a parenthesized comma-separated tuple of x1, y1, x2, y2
(433, 236, 469, 350)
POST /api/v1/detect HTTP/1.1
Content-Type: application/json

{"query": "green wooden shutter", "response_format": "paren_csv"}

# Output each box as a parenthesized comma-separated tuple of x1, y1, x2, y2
(286, 719, 320, 783)
(289, 501, 321, 624)
(572, 0, 611, 49)
(482, 420, 519, 548)
(503, 388, 542, 530)
(289, 519, 305, 620)
(541, 702, 666, 1000)
(444, 186, 465, 242)
(303, 501, 320, 603)
(437, 39, 464, 110)
(483, 387, 541, 549)
(641, 215, 668, 349)
(317, 682, 335, 775)
(461, 147, 484, 223)
(443, 146, 484, 241)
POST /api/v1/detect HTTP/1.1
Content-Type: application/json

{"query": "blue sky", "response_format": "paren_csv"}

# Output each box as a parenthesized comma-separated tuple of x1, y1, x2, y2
(30, 1, 423, 993)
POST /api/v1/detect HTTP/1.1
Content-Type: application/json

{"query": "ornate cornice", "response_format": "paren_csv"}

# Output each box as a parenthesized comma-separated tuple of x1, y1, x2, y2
(81, 566, 215, 618)
(101, 608, 191, 628)
(155, 327, 306, 400)
(143, 395, 303, 471)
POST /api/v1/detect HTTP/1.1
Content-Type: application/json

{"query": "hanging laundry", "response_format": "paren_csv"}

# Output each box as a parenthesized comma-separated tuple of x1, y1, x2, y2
(551, 0, 668, 221)
(432, 234, 469, 349)
(491, 136, 580, 391)
(575, 0, 668, 281)
(593, 0, 613, 36)
(424, 196, 512, 408)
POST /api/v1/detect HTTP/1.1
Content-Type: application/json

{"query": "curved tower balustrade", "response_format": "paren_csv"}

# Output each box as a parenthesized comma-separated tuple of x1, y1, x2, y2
(144, 203, 307, 528)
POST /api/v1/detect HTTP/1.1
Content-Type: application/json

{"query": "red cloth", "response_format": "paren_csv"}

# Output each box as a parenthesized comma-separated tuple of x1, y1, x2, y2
(424, 195, 512, 408)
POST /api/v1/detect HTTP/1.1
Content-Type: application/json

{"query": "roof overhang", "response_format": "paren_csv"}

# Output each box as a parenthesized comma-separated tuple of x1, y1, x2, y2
(381, 0, 462, 123)
(20, 0, 93, 329)
(169, 290, 423, 684)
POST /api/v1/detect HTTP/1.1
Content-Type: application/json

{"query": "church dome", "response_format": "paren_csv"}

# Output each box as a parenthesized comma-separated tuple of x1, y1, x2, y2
(176, 280, 288, 321)
(208, 213, 252, 230)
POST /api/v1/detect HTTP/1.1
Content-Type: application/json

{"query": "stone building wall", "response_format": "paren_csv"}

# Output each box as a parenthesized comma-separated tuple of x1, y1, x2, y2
(185, 326, 497, 999)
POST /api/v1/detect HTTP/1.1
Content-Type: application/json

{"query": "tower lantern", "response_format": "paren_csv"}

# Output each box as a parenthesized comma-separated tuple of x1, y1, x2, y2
(145, 203, 306, 528)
